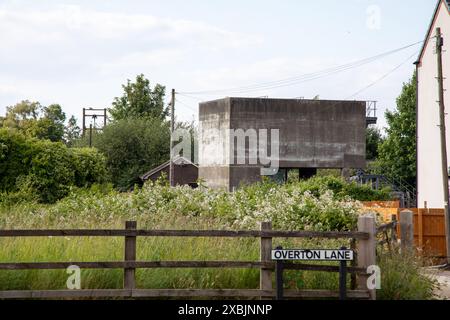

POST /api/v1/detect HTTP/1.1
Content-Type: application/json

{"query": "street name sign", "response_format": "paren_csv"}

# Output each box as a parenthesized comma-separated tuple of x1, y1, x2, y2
(271, 249, 354, 261)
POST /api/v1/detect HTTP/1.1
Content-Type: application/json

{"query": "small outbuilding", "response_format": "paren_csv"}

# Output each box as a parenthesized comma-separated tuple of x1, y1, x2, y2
(140, 156, 198, 187)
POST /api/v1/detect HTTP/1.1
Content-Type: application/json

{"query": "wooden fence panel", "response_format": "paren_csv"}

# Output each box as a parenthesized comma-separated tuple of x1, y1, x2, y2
(362, 201, 400, 208)
(417, 209, 446, 257)
(362, 203, 447, 259)
(0, 220, 374, 300)
(397, 209, 447, 258)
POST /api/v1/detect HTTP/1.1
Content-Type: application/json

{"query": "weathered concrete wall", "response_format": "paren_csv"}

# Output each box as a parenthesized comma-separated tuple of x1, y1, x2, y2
(198, 98, 231, 190)
(198, 166, 229, 190)
(228, 98, 366, 168)
(228, 166, 261, 190)
(199, 97, 366, 190)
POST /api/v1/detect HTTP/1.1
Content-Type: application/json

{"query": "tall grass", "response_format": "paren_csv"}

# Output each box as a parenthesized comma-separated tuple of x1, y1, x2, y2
(376, 250, 437, 300)
(0, 180, 435, 299)
(0, 230, 351, 291)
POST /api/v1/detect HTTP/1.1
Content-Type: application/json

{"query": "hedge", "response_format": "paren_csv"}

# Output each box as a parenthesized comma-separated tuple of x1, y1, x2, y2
(0, 128, 107, 203)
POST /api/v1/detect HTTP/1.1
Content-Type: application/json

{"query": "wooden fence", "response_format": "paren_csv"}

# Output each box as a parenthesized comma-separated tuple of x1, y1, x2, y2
(363, 202, 447, 259)
(376, 215, 398, 254)
(0, 216, 378, 300)
(362, 201, 400, 209)
(399, 209, 447, 259)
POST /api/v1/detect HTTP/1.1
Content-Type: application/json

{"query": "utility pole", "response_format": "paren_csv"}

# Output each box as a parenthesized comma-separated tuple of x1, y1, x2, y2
(82, 108, 107, 137)
(170, 89, 175, 187)
(82, 108, 86, 137)
(436, 27, 450, 264)
(89, 124, 93, 148)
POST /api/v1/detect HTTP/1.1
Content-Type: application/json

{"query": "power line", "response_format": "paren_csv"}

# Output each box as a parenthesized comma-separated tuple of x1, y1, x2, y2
(176, 93, 206, 102)
(175, 97, 198, 113)
(178, 40, 425, 96)
(346, 50, 420, 99)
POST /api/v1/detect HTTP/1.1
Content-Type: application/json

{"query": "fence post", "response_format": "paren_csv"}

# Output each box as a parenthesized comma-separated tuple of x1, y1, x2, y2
(339, 246, 348, 300)
(357, 214, 376, 300)
(418, 209, 424, 251)
(124, 220, 137, 290)
(274, 246, 284, 300)
(391, 214, 398, 243)
(260, 221, 272, 298)
(400, 210, 414, 251)
(350, 239, 357, 290)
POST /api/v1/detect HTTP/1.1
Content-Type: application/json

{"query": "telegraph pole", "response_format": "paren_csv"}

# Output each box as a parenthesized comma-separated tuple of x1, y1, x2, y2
(436, 27, 450, 264)
(170, 89, 175, 187)
(89, 124, 93, 148)
(82, 108, 86, 137)
(82, 108, 107, 137)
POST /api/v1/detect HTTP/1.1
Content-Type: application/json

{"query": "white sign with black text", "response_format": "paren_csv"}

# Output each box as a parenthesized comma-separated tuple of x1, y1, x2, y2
(271, 249, 354, 261)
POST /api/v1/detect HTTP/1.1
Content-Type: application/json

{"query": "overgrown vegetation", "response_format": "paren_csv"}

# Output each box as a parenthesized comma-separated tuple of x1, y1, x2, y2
(376, 250, 436, 300)
(0, 178, 433, 299)
(0, 100, 79, 145)
(109, 73, 168, 121)
(373, 72, 417, 185)
(0, 128, 107, 203)
(288, 176, 392, 202)
(366, 126, 384, 161)
(74, 74, 172, 190)
(76, 117, 170, 190)
(1, 74, 172, 198)
(0, 176, 392, 231)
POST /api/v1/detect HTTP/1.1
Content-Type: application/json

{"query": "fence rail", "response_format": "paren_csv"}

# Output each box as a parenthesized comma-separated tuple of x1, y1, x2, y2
(0, 261, 368, 274)
(0, 217, 376, 300)
(0, 229, 369, 239)
(0, 289, 372, 299)
(376, 215, 398, 253)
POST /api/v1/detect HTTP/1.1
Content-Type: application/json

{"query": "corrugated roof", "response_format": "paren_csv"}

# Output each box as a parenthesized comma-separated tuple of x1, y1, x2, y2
(417, 0, 450, 64)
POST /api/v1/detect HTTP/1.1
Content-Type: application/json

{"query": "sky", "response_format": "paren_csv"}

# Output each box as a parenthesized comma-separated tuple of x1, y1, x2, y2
(0, 0, 439, 129)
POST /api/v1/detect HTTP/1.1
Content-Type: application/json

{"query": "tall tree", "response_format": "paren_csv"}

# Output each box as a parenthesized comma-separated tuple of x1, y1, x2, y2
(109, 74, 167, 120)
(2, 101, 66, 142)
(94, 117, 170, 190)
(377, 72, 417, 185)
(366, 126, 384, 161)
(64, 115, 81, 147)
(2, 100, 41, 132)
(33, 104, 66, 142)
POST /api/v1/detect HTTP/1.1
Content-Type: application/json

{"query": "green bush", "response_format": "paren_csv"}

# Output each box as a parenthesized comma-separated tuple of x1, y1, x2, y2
(292, 175, 392, 201)
(70, 148, 107, 187)
(27, 140, 74, 203)
(0, 128, 107, 203)
(0, 128, 33, 191)
(86, 117, 170, 191)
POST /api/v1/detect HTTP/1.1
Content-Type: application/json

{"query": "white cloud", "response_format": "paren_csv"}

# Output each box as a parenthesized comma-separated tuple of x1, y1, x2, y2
(0, 2, 265, 119)
(0, 4, 263, 48)
(182, 56, 340, 95)
(0, 84, 21, 95)
(96, 48, 186, 74)
(0, 3, 264, 86)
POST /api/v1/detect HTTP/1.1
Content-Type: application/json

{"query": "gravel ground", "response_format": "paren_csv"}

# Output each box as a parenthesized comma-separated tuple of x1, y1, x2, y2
(423, 268, 450, 300)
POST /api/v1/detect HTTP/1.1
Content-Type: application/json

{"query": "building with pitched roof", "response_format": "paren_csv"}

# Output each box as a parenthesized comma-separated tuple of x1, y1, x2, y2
(139, 156, 198, 188)
(416, 0, 450, 208)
